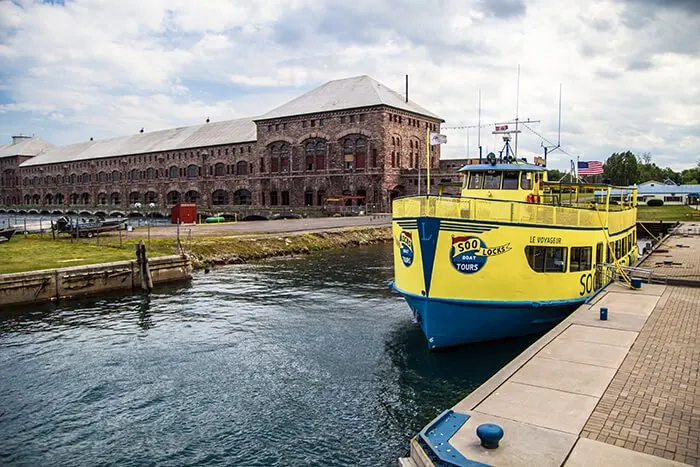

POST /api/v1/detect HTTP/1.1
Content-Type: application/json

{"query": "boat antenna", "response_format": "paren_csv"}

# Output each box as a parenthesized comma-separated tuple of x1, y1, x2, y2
(557, 83, 562, 148)
(514, 64, 520, 158)
(478, 89, 482, 163)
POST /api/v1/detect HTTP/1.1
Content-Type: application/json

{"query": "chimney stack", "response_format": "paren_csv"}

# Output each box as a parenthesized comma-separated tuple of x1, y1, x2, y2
(405, 74, 409, 103)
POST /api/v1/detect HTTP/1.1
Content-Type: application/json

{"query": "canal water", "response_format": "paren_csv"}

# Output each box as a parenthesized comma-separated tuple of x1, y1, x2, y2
(0, 244, 538, 466)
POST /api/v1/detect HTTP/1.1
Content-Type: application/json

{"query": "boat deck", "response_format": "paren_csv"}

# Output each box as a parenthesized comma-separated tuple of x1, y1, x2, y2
(403, 224, 699, 466)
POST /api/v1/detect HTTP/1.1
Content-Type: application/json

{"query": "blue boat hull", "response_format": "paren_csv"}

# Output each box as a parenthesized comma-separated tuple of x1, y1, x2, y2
(390, 282, 583, 349)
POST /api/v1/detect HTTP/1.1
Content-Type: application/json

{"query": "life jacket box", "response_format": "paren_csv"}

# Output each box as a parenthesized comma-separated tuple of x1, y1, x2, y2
(170, 203, 197, 224)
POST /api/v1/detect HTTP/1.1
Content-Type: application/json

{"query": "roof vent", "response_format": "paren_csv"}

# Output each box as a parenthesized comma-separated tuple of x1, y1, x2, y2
(11, 135, 32, 145)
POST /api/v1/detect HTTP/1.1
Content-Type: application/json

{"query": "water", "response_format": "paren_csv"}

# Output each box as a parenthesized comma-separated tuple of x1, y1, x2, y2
(0, 244, 537, 466)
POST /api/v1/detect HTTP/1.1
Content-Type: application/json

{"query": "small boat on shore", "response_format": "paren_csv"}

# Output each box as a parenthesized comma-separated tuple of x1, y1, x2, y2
(52, 216, 127, 238)
(390, 129, 638, 350)
(0, 227, 16, 243)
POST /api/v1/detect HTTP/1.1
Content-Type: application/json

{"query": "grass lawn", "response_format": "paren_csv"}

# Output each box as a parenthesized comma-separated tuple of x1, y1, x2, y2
(0, 234, 177, 274)
(637, 205, 700, 222)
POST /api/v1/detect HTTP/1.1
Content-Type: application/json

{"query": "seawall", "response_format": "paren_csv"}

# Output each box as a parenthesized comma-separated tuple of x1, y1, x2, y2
(0, 255, 192, 308)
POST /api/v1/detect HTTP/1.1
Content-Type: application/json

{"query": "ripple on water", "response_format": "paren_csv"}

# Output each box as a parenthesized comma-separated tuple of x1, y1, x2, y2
(0, 243, 538, 466)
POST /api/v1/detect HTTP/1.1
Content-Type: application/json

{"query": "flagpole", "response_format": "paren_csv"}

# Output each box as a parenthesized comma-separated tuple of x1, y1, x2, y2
(426, 128, 431, 195)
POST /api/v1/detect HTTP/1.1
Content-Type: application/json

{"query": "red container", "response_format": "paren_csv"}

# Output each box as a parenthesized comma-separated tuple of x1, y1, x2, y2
(170, 202, 197, 224)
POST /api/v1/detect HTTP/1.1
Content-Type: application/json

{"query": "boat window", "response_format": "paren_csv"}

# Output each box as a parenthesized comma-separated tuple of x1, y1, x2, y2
(525, 246, 568, 273)
(570, 246, 592, 272)
(468, 172, 483, 189)
(502, 171, 519, 189)
(484, 172, 502, 189)
(520, 172, 532, 190)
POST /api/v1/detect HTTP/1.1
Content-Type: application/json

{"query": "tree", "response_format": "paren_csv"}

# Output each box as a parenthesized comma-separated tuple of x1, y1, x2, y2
(547, 169, 567, 181)
(603, 151, 639, 186)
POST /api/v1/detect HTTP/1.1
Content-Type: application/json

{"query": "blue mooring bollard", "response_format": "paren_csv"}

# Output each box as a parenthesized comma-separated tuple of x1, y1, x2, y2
(600, 307, 608, 320)
(476, 423, 504, 449)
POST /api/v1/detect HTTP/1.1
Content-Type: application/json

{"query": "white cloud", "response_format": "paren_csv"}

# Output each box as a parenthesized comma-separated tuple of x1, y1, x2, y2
(0, 0, 698, 171)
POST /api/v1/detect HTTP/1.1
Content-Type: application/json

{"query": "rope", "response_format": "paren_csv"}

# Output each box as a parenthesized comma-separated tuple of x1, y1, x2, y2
(594, 207, 633, 288)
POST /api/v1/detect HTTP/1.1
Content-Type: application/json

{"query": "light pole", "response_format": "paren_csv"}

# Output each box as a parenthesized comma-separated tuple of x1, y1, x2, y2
(148, 202, 155, 249)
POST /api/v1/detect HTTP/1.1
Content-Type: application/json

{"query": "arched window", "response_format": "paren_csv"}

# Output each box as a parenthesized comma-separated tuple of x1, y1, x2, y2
(33, 176, 40, 186)
(32, 194, 40, 204)
(236, 161, 248, 175)
(81, 172, 90, 184)
(169, 166, 179, 179)
(98, 172, 106, 182)
(268, 142, 291, 173)
(214, 163, 226, 176)
(70, 193, 79, 204)
(304, 139, 327, 171)
(187, 165, 199, 178)
(45, 193, 54, 205)
(233, 189, 252, 205)
(81, 193, 90, 205)
(110, 192, 121, 206)
(112, 170, 121, 181)
(212, 189, 229, 205)
(146, 167, 156, 180)
(166, 191, 181, 205)
(130, 169, 139, 181)
(45, 175, 53, 185)
(184, 190, 200, 204)
(145, 191, 157, 204)
(304, 189, 314, 206)
(55, 193, 65, 204)
(341, 135, 368, 170)
(24, 194, 31, 204)
(70, 173, 77, 184)
(97, 193, 107, 205)
(129, 192, 141, 205)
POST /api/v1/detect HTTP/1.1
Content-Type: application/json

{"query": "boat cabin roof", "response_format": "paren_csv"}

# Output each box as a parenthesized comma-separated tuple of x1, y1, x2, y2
(457, 162, 546, 173)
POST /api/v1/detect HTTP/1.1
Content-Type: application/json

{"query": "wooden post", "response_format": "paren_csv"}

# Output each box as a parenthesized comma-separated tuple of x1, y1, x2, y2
(136, 240, 154, 292)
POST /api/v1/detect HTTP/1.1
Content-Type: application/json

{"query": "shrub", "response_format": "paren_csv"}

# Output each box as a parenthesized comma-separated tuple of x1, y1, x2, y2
(647, 199, 664, 207)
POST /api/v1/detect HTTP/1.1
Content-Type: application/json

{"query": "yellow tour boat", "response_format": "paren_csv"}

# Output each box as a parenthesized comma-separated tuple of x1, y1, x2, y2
(389, 147, 638, 349)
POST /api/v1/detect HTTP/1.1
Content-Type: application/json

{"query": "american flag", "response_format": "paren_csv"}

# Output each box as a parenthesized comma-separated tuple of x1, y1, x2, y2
(577, 160, 603, 176)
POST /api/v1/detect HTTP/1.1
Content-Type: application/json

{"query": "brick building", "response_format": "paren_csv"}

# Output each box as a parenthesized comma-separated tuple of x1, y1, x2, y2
(1, 75, 467, 214)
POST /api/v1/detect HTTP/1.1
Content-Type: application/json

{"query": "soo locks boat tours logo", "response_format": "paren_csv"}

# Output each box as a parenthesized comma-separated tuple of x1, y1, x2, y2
(399, 231, 414, 267)
(450, 236, 511, 274)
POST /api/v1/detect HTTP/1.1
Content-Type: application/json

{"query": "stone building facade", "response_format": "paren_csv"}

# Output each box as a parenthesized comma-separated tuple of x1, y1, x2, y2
(2, 76, 462, 214)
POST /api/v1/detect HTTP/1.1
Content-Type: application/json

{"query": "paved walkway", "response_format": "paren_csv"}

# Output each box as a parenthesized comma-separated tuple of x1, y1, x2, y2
(404, 285, 699, 466)
(639, 230, 700, 283)
(581, 285, 700, 465)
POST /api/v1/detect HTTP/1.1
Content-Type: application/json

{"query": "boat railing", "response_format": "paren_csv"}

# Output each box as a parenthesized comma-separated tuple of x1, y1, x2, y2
(393, 195, 635, 230)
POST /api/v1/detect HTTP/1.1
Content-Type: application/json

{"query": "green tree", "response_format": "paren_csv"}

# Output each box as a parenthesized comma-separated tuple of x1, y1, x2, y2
(603, 151, 639, 185)
(547, 169, 567, 181)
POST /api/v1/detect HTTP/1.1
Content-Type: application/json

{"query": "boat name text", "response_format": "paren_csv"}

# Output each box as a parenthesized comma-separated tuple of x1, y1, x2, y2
(530, 236, 562, 244)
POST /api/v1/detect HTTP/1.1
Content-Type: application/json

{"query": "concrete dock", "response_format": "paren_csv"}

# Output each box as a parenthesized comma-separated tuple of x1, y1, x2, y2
(402, 224, 699, 466)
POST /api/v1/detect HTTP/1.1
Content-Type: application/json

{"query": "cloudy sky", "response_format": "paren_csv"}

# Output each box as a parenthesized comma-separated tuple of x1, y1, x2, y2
(0, 0, 698, 171)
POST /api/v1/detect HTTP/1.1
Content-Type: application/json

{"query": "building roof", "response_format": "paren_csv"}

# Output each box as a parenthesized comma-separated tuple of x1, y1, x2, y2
(257, 75, 442, 121)
(458, 162, 546, 172)
(0, 136, 54, 160)
(21, 118, 257, 167)
(638, 184, 700, 195)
